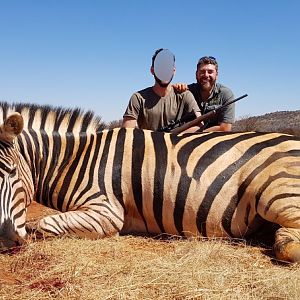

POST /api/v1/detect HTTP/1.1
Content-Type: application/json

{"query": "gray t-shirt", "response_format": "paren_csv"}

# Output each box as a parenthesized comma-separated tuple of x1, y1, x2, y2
(123, 87, 200, 131)
(188, 82, 235, 129)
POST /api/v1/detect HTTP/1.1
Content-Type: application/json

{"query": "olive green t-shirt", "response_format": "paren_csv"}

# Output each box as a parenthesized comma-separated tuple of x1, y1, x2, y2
(123, 87, 200, 131)
(188, 82, 235, 129)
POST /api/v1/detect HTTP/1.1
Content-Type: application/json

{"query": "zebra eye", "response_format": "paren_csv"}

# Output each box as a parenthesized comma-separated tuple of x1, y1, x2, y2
(3, 164, 17, 177)
(9, 166, 17, 177)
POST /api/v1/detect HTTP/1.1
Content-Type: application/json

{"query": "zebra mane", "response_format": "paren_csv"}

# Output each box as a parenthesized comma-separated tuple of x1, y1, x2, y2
(0, 101, 105, 133)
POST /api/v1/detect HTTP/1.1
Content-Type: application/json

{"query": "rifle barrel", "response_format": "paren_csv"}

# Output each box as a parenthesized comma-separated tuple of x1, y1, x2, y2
(170, 94, 248, 134)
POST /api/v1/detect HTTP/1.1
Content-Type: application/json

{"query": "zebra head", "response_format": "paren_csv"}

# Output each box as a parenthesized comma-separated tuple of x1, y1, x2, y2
(0, 113, 32, 251)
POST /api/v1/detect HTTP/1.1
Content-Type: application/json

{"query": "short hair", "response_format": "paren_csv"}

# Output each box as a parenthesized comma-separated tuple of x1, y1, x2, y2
(197, 56, 218, 71)
(151, 48, 175, 68)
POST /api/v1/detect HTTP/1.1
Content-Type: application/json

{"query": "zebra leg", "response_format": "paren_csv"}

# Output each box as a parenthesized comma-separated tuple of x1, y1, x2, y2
(258, 191, 300, 263)
(32, 203, 125, 239)
(274, 228, 300, 263)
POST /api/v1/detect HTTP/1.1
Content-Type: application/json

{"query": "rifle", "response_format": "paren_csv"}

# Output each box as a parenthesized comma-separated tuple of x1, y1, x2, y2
(157, 110, 196, 133)
(158, 94, 248, 134)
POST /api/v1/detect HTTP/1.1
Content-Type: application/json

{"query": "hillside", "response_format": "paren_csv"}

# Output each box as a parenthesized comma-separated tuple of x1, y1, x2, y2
(233, 110, 300, 135)
(105, 110, 300, 135)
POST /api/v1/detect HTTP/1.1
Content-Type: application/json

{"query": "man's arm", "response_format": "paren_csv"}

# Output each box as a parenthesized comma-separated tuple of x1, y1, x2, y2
(181, 111, 204, 133)
(203, 122, 232, 132)
(122, 116, 137, 128)
(122, 92, 141, 128)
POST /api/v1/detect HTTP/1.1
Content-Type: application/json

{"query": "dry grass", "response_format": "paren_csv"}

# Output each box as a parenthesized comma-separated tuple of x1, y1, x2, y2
(0, 204, 300, 300)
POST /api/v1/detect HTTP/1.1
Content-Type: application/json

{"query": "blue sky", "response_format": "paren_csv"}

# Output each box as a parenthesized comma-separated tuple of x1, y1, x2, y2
(0, 0, 299, 123)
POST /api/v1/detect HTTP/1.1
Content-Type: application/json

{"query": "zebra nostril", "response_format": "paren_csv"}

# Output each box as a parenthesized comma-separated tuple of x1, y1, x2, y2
(9, 232, 25, 249)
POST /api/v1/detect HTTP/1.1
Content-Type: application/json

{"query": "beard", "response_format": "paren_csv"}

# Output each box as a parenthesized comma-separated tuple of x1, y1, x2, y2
(154, 74, 173, 88)
(197, 78, 215, 91)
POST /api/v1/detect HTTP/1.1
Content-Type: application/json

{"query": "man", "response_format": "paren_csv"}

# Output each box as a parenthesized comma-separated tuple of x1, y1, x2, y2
(174, 56, 235, 132)
(122, 48, 202, 132)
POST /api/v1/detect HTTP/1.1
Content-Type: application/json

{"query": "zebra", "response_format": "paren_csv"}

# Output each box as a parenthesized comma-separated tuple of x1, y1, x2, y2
(0, 102, 300, 263)
(0, 102, 103, 250)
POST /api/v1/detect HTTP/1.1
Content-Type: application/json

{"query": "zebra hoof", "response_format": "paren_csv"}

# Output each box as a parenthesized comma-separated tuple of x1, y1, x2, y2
(274, 242, 300, 263)
(26, 223, 45, 240)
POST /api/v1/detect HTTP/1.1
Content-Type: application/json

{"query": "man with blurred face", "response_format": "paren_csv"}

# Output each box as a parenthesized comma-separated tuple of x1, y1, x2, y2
(122, 48, 202, 132)
(174, 56, 235, 132)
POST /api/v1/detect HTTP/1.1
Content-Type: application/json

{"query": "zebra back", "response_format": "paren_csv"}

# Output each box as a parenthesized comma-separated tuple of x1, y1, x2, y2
(0, 101, 104, 133)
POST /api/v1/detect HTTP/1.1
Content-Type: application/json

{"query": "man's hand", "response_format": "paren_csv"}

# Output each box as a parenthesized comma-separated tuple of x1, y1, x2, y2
(203, 122, 232, 132)
(172, 83, 189, 93)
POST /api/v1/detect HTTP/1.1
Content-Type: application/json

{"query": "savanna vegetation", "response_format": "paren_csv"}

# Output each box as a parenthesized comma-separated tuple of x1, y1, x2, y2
(232, 110, 300, 135)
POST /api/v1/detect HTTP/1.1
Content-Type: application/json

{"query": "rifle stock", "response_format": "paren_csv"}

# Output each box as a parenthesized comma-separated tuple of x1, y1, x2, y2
(170, 94, 248, 134)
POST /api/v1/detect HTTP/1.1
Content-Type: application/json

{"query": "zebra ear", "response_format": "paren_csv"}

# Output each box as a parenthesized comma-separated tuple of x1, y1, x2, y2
(0, 113, 24, 143)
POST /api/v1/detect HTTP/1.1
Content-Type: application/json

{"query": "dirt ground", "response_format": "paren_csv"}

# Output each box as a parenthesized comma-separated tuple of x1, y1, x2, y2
(26, 201, 56, 222)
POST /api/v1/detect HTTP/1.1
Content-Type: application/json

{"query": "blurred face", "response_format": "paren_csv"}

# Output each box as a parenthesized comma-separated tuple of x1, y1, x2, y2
(151, 49, 175, 87)
(196, 63, 218, 92)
